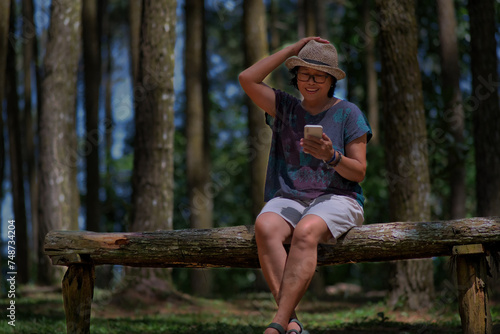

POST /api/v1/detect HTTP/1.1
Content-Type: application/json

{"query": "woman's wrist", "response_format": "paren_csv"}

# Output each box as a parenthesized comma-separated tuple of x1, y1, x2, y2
(331, 152, 342, 167)
(323, 150, 342, 168)
(323, 150, 336, 165)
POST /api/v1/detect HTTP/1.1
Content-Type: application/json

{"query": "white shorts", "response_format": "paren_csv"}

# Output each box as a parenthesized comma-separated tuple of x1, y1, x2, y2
(257, 194, 364, 243)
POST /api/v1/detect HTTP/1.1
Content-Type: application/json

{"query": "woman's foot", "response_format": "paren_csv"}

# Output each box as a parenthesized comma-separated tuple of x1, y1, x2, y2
(264, 322, 286, 334)
(287, 318, 307, 334)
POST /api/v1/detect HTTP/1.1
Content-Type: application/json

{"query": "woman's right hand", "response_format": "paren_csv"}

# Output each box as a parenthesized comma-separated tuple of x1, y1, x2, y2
(289, 37, 330, 56)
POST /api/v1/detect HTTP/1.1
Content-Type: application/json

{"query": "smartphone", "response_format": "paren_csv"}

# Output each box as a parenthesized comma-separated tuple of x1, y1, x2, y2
(304, 125, 323, 139)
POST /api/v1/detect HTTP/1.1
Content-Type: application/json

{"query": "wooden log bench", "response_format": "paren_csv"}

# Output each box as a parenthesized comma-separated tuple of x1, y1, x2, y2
(44, 216, 500, 334)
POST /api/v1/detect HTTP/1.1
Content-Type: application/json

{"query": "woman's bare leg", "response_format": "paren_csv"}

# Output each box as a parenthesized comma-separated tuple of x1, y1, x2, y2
(255, 213, 298, 329)
(265, 215, 332, 334)
(255, 213, 293, 302)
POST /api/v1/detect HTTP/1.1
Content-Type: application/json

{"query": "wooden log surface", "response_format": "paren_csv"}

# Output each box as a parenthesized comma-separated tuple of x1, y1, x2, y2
(44, 217, 500, 268)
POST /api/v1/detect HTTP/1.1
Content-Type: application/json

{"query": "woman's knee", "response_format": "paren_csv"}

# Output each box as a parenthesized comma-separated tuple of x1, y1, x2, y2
(293, 216, 329, 247)
(255, 213, 292, 243)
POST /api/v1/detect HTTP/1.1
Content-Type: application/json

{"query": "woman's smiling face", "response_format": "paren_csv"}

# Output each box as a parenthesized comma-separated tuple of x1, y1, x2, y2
(296, 67, 333, 100)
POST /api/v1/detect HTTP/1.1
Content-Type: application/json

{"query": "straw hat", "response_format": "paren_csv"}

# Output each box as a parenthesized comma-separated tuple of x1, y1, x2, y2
(285, 40, 346, 81)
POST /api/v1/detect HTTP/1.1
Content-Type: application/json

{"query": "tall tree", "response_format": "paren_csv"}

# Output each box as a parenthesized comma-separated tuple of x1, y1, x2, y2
(102, 0, 114, 226)
(242, 0, 271, 219)
(129, 0, 142, 85)
(38, 0, 82, 284)
(468, 0, 500, 217)
(22, 0, 39, 276)
(364, 0, 379, 145)
(185, 0, 213, 296)
(376, 0, 435, 310)
(83, 0, 102, 231)
(436, 0, 466, 219)
(131, 0, 176, 248)
(118, 0, 177, 303)
(0, 0, 10, 203)
(297, 0, 317, 38)
(6, 2, 29, 283)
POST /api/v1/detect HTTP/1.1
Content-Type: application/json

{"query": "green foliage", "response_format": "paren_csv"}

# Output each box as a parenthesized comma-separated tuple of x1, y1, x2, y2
(5, 290, 499, 333)
(363, 144, 390, 224)
(101, 153, 134, 232)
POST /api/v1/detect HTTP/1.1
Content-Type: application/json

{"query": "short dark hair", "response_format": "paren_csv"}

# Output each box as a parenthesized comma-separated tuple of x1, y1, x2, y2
(289, 67, 337, 98)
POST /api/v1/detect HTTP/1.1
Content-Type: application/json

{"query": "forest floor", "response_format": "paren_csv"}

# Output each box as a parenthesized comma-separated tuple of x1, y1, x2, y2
(1, 285, 499, 333)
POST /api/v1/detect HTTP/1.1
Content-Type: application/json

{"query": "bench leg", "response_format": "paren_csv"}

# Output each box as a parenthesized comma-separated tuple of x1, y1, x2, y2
(456, 254, 492, 334)
(62, 264, 95, 334)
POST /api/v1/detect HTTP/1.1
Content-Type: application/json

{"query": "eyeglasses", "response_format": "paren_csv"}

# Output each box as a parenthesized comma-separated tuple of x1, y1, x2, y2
(297, 72, 329, 84)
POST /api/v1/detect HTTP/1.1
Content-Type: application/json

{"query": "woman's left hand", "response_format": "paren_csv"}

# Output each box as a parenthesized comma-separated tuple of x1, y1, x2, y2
(300, 133, 335, 162)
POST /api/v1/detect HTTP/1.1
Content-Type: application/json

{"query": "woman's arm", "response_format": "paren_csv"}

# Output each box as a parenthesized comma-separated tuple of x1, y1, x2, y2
(336, 134, 368, 183)
(238, 37, 327, 117)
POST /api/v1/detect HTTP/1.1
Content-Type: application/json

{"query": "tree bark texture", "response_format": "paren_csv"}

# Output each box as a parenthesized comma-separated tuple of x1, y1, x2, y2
(243, 0, 271, 219)
(83, 0, 102, 232)
(376, 0, 431, 222)
(436, 0, 466, 219)
(468, 0, 500, 217)
(376, 0, 434, 310)
(125, 0, 177, 300)
(131, 0, 176, 232)
(45, 217, 500, 268)
(38, 0, 82, 284)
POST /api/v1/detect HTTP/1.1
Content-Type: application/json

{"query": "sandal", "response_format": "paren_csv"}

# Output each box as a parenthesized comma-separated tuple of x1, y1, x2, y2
(287, 318, 310, 334)
(266, 322, 286, 334)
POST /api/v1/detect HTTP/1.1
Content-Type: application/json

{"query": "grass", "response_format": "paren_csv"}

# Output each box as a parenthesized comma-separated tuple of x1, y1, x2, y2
(1, 287, 499, 333)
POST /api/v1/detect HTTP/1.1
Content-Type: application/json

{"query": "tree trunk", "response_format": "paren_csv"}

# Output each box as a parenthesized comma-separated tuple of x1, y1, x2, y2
(83, 0, 102, 232)
(376, 0, 434, 310)
(298, 0, 317, 38)
(242, 0, 271, 219)
(38, 0, 82, 285)
(6, 3, 29, 283)
(44, 217, 500, 268)
(315, 0, 329, 39)
(436, 0, 466, 219)
(468, 0, 500, 217)
(131, 0, 176, 245)
(102, 0, 114, 228)
(129, 0, 142, 85)
(22, 0, 39, 281)
(185, 0, 213, 297)
(269, 0, 286, 90)
(0, 0, 10, 206)
(364, 0, 379, 145)
(120, 0, 177, 304)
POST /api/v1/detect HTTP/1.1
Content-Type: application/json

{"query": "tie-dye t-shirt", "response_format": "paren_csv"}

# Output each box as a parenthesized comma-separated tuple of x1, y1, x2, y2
(264, 89, 372, 207)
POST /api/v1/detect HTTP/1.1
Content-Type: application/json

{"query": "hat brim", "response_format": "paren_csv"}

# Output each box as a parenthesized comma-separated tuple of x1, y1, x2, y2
(285, 57, 346, 81)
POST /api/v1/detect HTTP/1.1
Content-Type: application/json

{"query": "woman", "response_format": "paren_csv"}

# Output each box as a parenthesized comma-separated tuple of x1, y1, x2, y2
(239, 37, 371, 334)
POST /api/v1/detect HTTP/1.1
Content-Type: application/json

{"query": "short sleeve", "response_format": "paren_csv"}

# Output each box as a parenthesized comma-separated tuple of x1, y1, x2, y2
(344, 105, 372, 145)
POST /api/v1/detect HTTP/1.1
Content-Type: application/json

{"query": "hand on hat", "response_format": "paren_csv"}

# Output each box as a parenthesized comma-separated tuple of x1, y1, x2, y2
(291, 36, 330, 56)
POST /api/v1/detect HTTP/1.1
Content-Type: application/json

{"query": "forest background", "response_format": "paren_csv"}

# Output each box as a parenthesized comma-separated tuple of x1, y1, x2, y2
(0, 0, 500, 312)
